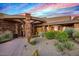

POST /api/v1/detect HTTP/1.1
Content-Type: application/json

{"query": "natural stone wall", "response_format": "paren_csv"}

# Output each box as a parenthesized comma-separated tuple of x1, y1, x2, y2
(24, 13, 32, 42)
(0, 20, 20, 36)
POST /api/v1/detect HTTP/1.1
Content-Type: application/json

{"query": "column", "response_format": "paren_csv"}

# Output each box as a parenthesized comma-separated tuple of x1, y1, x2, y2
(24, 13, 32, 42)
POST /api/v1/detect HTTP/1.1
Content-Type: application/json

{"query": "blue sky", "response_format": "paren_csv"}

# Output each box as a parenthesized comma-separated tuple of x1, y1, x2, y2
(0, 3, 79, 18)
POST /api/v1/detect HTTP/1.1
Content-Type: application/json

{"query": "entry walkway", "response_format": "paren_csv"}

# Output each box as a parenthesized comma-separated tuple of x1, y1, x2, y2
(0, 37, 62, 56)
(0, 37, 26, 56)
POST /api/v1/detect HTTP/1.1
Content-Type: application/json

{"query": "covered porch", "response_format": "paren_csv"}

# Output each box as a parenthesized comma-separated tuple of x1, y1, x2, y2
(40, 17, 79, 31)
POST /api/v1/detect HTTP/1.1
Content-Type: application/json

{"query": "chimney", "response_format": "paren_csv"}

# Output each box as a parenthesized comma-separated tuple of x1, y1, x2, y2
(24, 13, 31, 20)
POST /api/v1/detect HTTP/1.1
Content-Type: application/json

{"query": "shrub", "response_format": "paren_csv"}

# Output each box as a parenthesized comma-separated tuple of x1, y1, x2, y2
(0, 31, 13, 43)
(64, 28, 74, 38)
(63, 42, 74, 50)
(73, 30, 79, 38)
(38, 32, 44, 37)
(55, 31, 74, 51)
(30, 41, 36, 45)
(55, 43, 65, 51)
(56, 31, 69, 42)
(32, 49, 39, 56)
(44, 31, 56, 39)
(30, 39, 37, 45)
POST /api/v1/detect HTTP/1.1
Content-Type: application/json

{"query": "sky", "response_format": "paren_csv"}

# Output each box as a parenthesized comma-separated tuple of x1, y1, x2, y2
(0, 3, 79, 18)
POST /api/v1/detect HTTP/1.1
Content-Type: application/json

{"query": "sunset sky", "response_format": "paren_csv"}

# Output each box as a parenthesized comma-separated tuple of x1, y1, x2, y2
(0, 3, 79, 18)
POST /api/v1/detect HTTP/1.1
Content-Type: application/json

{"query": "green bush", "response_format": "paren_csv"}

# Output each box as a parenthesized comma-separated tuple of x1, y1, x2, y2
(56, 31, 69, 42)
(44, 31, 56, 39)
(64, 42, 74, 50)
(55, 30, 74, 51)
(74, 30, 79, 38)
(64, 28, 74, 38)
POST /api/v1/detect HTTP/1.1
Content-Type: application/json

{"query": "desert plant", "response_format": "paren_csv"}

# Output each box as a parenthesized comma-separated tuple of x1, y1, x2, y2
(63, 42, 74, 50)
(32, 49, 39, 56)
(55, 42, 74, 51)
(30, 38, 37, 45)
(73, 30, 79, 38)
(44, 31, 56, 39)
(0, 31, 13, 43)
(38, 32, 44, 37)
(64, 28, 74, 38)
(55, 43, 65, 51)
(56, 31, 69, 43)
(30, 41, 36, 45)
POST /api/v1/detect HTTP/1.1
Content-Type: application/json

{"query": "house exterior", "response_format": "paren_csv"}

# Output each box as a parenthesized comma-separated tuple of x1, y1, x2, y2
(0, 13, 79, 38)
(0, 13, 44, 38)
(37, 16, 79, 33)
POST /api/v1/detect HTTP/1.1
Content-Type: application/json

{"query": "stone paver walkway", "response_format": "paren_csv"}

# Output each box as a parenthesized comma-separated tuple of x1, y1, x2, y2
(1, 37, 79, 56)
(24, 37, 62, 56)
(0, 37, 62, 56)
(0, 37, 26, 56)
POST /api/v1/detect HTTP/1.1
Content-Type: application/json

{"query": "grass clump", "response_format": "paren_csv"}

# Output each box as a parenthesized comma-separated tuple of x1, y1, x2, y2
(30, 40, 37, 45)
(63, 42, 74, 50)
(55, 42, 74, 51)
(29, 38, 37, 45)
(55, 43, 65, 51)
(32, 49, 40, 56)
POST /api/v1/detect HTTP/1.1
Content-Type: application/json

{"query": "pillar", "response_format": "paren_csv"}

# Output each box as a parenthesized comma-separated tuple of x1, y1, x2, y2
(42, 26, 45, 32)
(15, 23, 18, 37)
(24, 13, 32, 42)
